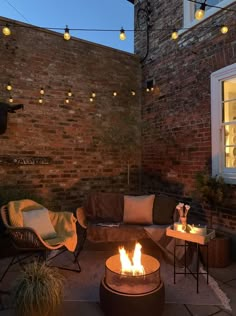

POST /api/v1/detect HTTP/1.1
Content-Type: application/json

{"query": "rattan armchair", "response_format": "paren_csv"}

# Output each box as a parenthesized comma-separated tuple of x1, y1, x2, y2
(0, 203, 87, 283)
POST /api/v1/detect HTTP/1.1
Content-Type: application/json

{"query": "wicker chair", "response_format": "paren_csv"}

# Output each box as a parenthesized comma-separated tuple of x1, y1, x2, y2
(0, 204, 87, 283)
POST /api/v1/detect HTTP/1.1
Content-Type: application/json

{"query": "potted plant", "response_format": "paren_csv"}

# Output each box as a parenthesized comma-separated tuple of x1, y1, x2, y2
(13, 261, 64, 316)
(194, 171, 231, 268)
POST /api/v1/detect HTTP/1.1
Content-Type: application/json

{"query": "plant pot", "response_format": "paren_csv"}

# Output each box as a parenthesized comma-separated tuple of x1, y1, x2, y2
(200, 233, 231, 268)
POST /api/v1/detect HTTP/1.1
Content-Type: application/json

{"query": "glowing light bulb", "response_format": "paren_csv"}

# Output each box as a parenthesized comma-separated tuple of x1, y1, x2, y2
(195, 3, 206, 21)
(131, 90, 136, 96)
(68, 90, 72, 97)
(89, 97, 94, 102)
(2, 25, 11, 36)
(220, 25, 228, 34)
(171, 30, 178, 40)
(40, 87, 44, 95)
(119, 28, 126, 41)
(65, 97, 70, 104)
(64, 26, 71, 40)
(9, 96, 13, 103)
(91, 92, 96, 98)
(113, 91, 117, 96)
(6, 82, 12, 91)
(146, 88, 150, 92)
(39, 97, 43, 104)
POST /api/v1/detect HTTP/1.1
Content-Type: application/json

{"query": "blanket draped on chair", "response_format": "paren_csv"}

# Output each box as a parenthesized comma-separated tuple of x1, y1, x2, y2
(8, 199, 77, 252)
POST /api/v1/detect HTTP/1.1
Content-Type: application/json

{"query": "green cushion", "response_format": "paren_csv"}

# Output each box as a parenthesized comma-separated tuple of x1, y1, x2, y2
(153, 195, 177, 225)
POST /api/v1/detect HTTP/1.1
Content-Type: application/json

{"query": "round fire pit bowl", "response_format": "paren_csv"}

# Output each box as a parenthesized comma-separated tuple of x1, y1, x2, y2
(100, 254, 165, 316)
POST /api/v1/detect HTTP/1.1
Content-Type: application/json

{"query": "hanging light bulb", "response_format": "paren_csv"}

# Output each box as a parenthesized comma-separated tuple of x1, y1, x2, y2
(89, 97, 94, 102)
(113, 91, 117, 97)
(68, 89, 72, 97)
(131, 90, 136, 96)
(39, 97, 43, 104)
(171, 30, 179, 40)
(9, 96, 13, 103)
(64, 25, 71, 41)
(119, 28, 126, 41)
(2, 24, 11, 36)
(6, 82, 12, 91)
(65, 97, 70, 104)
(195, 2, 206, 21)
(40, 87, 45, 95)
(220, 25, 229, 34)
(146, 88, 150, 92)
(91, 92, 96, 98)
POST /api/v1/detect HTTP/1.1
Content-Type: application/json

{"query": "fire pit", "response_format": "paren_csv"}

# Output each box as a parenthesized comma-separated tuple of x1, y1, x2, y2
(100, 243, 165, 316)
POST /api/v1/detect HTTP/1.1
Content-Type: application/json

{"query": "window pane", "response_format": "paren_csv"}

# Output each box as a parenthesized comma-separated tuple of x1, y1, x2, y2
(195, 0, 223, 11)
(224, 124, 236, 167)
(222, 79, 236, 123)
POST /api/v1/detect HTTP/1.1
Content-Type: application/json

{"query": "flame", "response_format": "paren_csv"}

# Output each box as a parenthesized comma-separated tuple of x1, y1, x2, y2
(119, 242, 145, 276)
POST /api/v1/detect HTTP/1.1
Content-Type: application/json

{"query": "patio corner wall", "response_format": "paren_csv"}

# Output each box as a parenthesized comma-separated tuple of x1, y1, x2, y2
(0, 17, 141, 211)
(133, 1, 236, 235)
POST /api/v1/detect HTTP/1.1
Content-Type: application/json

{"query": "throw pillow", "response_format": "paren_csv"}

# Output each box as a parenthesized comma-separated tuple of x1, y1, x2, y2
(23, 208, 57, 240)
(153, 195, 177, 225)
(123, 195, 155, 225)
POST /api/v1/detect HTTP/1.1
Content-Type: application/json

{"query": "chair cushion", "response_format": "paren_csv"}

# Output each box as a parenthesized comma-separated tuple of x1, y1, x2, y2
(123, 195, 155, 225)
(23, 208, 57, 240)
(153, 195, 177, 225)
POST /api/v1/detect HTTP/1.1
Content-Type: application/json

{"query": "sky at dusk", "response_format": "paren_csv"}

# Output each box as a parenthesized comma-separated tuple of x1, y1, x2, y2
(0, 0, 134, 53)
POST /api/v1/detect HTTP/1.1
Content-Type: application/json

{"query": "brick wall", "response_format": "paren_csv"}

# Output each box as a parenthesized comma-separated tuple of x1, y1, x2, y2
(0, 17, 141, 211)
(133, 1, 236, 233)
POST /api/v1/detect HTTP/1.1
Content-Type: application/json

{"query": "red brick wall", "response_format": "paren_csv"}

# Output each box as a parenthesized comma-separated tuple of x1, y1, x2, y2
(134, 1, 236, 233)
(0, 17, 141, 211)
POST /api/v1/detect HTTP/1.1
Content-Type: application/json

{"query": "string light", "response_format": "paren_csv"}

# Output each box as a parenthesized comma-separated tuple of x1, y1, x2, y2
(113, 91, 117, 97)
(195, 2, 206, 20)
(2, 24, 11, 36)
(65, 97, 70, 104)
(64, 25, 71, 41)
(38, 97, 43, 104)
(91, 92, 96, 98)
(119, 28, 126, 41)
(9, 96, 13, 103)
(68, 89, 72, 97)
(171, 30, 179, 40)
(220, 25, 229, 34)
(40, 87, 45, 95)
(6, 82, 12, 91)
(131, 90, 136, 96)
(89, 97, 94, 102)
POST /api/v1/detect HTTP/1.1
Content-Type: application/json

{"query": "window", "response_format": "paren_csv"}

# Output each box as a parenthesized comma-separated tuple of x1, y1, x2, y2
(183, 0, 236, 29)
(211, 63, 236, 183)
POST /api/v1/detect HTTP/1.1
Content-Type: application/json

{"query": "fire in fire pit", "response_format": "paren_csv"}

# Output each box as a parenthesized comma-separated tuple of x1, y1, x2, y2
(100, 242, 165, 316)
(105, 242, 161, 295)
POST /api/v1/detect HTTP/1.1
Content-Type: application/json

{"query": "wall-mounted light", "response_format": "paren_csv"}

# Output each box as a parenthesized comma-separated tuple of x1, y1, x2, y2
(9, 96, 13, 103)
(91, 92, 96, 98)
(68, 89, 72, 97)
(195, 2, 206, 20)
(64, 25, 71, 40)
(171, 29, 179, 40)
(146, 79, 154, 92)
(119, 28, 126, 41)
(131, 90, 136, 96)
(113, 91, 117, 97)
(89, 97, 94, 102)
(40, 87, 45, 95)
(220, 25, 229, 34)
(38, 97, 43, 104)
(6, 82, 12, 91)
(65, 97, 70, 104)
(2, 24, 11, 36)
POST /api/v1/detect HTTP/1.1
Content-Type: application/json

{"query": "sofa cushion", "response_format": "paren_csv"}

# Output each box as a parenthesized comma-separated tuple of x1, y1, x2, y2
(123, 195, 155, 225)
(153, 195, 177, 225)
(84, 192, 124, 222)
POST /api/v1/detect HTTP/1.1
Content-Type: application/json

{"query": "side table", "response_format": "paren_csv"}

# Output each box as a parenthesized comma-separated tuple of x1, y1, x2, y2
(166, 226, 215, 293)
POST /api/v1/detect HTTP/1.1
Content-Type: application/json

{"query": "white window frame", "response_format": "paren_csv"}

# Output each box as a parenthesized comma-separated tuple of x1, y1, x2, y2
(183, 0, 236, 30)
(211, 63, 236, 184)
